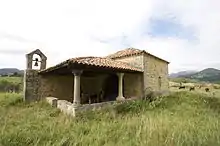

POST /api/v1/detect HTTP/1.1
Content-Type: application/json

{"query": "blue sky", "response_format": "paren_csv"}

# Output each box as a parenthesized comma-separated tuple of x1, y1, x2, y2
(147, 17, 197, 41)
(0, 0, 220, 73)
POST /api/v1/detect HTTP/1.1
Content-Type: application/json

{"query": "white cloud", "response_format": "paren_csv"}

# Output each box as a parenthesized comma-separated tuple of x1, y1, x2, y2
(152, 0, 220, 72)
(0, 0, 219, 73)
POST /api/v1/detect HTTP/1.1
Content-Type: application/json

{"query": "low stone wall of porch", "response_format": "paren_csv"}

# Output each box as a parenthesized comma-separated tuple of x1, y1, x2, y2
(45, 97, 138, 117)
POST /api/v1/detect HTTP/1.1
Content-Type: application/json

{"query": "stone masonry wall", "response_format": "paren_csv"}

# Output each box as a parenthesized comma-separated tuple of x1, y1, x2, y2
(143, 54, 169, 91)
(113, 55, 144, 71)
(39, 75, 74, 101)
(23, 69, 40, 101)
(123, 73, 144, 98)
(112, 53, 169, 93)
(45, 97, 137, 117)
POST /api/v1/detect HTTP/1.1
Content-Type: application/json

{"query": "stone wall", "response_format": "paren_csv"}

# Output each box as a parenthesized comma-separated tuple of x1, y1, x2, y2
(23, 69, 40, 101)
(111, 53, 169, 92)
(143, 53, 169, 91)
(75, 98, 136, 113)
(112, 55, 144, 70)
(123, 73, 144, 98)
(45, 97, 137, 117)
(39, 74, 74, 101)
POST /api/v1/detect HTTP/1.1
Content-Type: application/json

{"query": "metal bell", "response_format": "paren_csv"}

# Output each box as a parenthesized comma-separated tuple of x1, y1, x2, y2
(34, 61, 38, 67)
(34, 58, 39, 67)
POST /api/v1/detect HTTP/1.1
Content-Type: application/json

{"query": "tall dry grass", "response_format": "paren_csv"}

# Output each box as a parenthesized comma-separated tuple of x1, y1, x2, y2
(0, 91, 220, 146)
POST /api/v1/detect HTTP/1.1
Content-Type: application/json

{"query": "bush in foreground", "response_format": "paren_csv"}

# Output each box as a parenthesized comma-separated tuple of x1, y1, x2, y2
(0, 91, 220, 146)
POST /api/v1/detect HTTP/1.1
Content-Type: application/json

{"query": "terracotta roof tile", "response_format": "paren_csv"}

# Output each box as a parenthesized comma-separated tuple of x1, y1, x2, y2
(71, 57, 142, 71)
(39, 56, 143, 73)
(106, 48, 144, 59)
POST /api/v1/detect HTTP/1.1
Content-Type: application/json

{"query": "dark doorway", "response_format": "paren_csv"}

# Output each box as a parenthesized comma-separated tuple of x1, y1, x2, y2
(103, 74, 118, 101)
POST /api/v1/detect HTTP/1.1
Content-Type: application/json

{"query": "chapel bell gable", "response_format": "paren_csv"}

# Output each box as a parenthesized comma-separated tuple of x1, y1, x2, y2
(26, 49, 47, 70)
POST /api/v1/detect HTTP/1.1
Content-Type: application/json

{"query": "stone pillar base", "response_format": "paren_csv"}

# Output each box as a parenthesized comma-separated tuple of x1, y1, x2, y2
(73, 103, 80, 108)
(116, 96, 125, 101)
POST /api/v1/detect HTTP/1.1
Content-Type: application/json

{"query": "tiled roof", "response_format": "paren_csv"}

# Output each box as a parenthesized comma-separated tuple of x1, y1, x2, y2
(107, 48, 169, 63)
(39, 56, 143, 73)
(106, 48, 144, 59)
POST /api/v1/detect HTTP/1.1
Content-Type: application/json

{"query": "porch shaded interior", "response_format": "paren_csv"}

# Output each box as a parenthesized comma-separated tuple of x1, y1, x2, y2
(80, 72, 119, 104)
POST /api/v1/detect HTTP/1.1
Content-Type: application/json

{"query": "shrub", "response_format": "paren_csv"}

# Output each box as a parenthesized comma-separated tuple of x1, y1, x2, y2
(0, 78, 22, 93)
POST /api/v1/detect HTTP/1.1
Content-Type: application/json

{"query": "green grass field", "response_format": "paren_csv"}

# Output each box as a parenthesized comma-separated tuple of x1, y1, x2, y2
(0, 76, 22, 84)
(1, 91, 220, 146)
(0, 77, 23, 93)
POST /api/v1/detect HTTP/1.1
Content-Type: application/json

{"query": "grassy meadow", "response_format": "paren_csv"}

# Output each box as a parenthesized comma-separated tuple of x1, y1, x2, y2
(1, 91, 220, 145)
(0, 76, 22, 84)
(0, 76, 23, 93)
(1, 76, 220, 145)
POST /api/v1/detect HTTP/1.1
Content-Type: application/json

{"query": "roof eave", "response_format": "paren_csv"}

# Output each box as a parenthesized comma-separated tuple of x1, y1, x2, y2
(39, 61, 143, 74)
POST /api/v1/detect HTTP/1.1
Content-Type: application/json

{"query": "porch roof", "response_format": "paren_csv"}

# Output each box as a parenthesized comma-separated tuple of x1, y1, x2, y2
(39, 56, 143, 74)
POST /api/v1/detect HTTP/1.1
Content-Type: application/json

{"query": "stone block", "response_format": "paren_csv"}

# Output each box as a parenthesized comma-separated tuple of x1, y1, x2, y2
(57, 100, 69, 112)
(46, 97, 58, 107)
(66, 104, 75, 116)
(57, 100, 76, 116)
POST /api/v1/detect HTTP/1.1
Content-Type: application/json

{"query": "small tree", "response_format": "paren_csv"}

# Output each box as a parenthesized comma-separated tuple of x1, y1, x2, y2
(13, 72, 18, 76)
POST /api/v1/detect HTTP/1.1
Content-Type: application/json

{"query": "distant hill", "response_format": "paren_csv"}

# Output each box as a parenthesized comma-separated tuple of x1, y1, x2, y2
(170, 68, 220, 83)
(186, 68, 220, 83)
(169, 70, 197, 78)
(0, 68, 24, 76)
